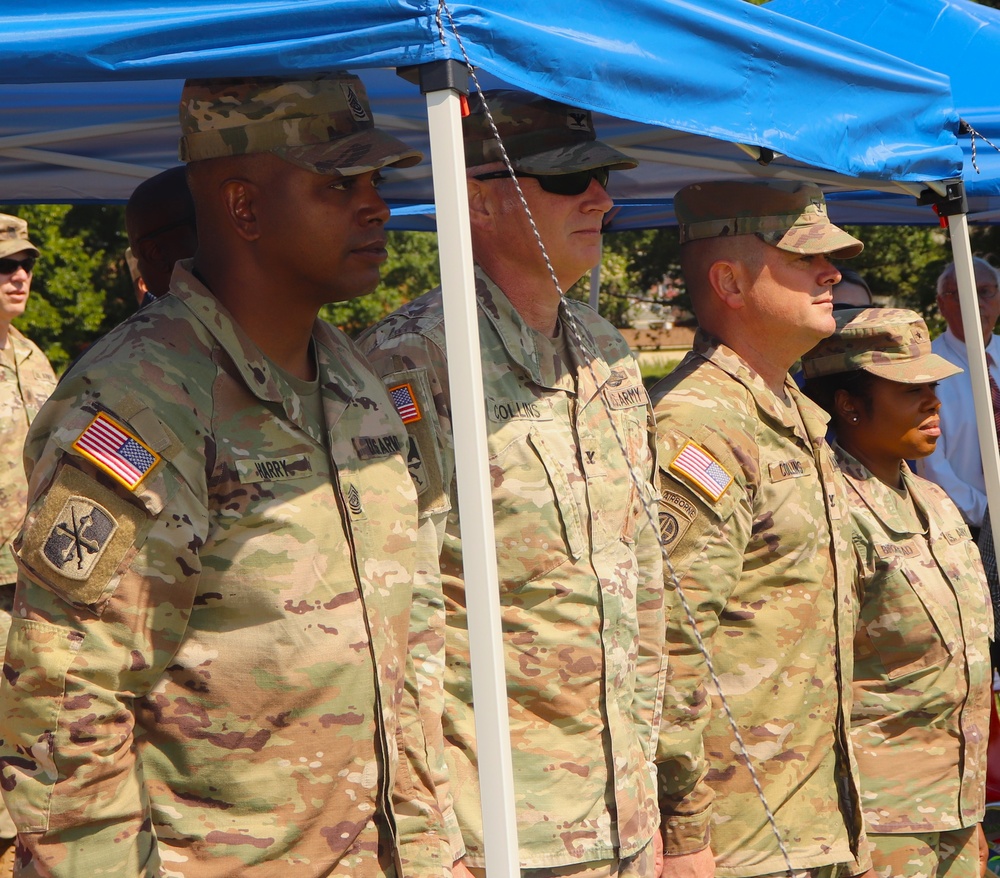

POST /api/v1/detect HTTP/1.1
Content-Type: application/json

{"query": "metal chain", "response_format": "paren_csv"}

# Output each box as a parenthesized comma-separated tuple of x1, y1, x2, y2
(435, 2, 797, 873)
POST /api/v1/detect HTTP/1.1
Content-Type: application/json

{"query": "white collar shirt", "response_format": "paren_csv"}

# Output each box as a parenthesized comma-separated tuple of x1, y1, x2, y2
(915, 328, 1000, 529)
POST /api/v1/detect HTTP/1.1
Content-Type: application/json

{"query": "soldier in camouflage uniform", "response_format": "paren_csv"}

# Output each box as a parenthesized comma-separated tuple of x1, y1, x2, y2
(801, 309, 992, 878)
(0, 74, 450, 878)
(652, 181, 869, 878)
(0, 214, 56, 875)
(358, 90, 667, 878)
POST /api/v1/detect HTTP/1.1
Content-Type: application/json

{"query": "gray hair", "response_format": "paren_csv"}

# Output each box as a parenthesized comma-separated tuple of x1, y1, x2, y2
(936, 256, 1000, 296)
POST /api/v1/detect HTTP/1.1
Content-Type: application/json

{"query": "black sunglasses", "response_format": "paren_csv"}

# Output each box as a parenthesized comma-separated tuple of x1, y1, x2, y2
(0, 256, 36, 275)
(473, 167, 610, 196)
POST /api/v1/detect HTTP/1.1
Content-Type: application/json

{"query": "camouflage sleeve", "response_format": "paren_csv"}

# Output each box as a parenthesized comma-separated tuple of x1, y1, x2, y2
(633, 406, 668, 766)
(654, 421, 753, 855)
(0, 399, 198, 877)
(393, 645, 452, 878)
(360, 333, 463, 861)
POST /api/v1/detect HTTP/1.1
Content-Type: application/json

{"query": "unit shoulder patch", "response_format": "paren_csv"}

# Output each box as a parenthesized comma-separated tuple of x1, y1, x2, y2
(660, 490, 697, 552)
(19, 464, 146, 608)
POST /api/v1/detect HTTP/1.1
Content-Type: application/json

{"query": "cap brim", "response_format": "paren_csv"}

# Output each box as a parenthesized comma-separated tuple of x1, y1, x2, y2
(275, 128, 422, 176)
(0, 241, 40, 259)
(862, 354, 963, 383)
(767, 223, 864, 259)
(512, 139, 637, 174)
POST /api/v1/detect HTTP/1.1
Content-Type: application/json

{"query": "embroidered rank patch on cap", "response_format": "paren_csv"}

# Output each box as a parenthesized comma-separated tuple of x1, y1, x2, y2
(72, 412, 161, 490)
(389, 383, 421, 424)
(669, 441, 733, 502)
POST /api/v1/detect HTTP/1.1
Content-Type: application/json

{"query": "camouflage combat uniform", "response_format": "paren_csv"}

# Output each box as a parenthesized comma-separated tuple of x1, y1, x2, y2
(0, 265, 447, 878)
(839, 446, 991, 877)
(358, 267, 667, 870)
(0, 327, 56, 591)
(0, 326, 55, 846)
(652, 331, 863, 878)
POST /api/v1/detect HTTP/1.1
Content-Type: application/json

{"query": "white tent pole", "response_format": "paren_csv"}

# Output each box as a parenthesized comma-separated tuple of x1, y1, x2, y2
(947, 212, 1000, 553)
(423, 83, 520, 877)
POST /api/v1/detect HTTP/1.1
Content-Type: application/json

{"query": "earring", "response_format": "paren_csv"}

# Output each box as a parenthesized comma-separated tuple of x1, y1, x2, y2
(850, 415, 859, 423)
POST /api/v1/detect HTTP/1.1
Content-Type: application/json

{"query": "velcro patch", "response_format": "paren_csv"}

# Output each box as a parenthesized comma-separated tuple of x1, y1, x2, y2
(388, 383, 421, 424)
(353, 434, 403, 460)
(236, 454, 313, 483)
(767, 458, 812, 482)
(72, 412, 160, 491)
(876, 541, 919, 558)
(487, 397, 553, 422)
(383, 369, 447, 515)
(19, 464, 146, 607)
(405, 435, 430, 496)
(660, 491, 696, 552)
(944, 525, 973, 545)
(603, 383, 648, 410)
(669, 441, 733, 502)
(42, 497, 117, 582)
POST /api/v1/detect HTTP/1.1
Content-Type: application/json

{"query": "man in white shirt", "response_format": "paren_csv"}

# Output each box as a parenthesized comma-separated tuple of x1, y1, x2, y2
(915, 256, 1000, 536)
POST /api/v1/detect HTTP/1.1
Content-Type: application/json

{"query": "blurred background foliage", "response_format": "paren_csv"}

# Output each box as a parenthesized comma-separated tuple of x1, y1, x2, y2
(3, 202, 996, 375)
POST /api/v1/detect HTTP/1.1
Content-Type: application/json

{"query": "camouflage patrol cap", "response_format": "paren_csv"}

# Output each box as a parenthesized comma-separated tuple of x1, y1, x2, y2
(0, 213, 40, 260)
(463, 89, 637, 174)
(675, 180, 863, 258)
(178, 73, 422, 176)
(802, 307, 961, 383)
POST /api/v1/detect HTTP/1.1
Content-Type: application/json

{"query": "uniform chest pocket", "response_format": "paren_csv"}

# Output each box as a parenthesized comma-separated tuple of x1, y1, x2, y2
(585, 406, 649, 551)
(487, 427, 586, 589)
(861, 564, 952, 680)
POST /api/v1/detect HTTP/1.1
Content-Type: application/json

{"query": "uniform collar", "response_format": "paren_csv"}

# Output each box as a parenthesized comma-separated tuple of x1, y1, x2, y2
(3, 325, 34, 365)
(834, 443, 928, 538)
(169, 261, 362, 441)
(474, 266, 610, 397)
(694, 328, 830, 447)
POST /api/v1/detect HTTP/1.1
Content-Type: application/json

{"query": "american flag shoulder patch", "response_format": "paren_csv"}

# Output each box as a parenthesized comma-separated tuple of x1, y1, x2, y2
(72, 412, 161, 491)
(669, 440, 733, 502)
(388, 382, 421, 424)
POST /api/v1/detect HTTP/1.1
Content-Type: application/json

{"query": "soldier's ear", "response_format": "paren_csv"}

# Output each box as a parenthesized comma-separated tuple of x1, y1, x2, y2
(221, 178, 261, 242)
(834, 388, 859, 425)
(707, 258, 745, 311)
(467, 178, 494, 232)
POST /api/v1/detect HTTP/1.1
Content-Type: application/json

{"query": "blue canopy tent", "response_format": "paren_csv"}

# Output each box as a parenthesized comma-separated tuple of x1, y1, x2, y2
(0, 1, 973, 871)
(767, 0, 1000, 221)
(0, 0, 964, 203)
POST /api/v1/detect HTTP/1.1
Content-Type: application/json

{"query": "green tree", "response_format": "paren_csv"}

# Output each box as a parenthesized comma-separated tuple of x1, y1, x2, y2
(2, 203, 132, 372)
(566, 229, 683, 326)
(843, 224, 951, 320)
